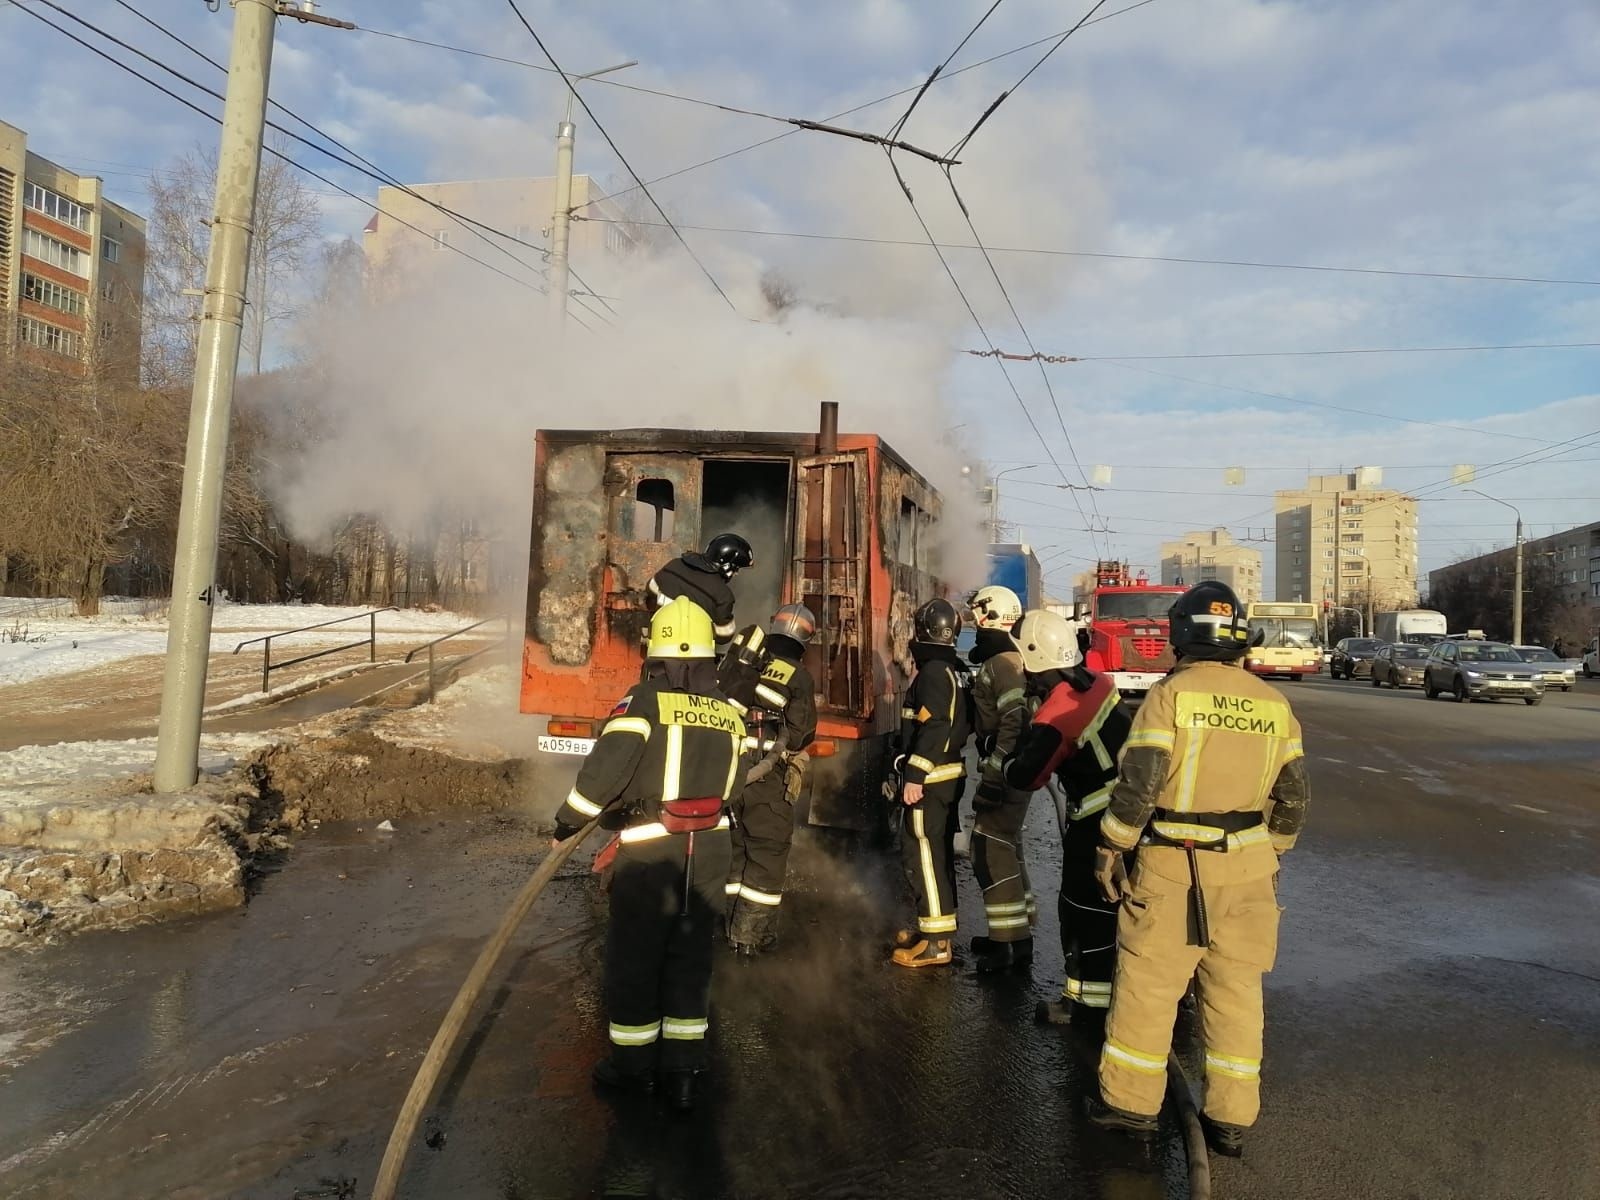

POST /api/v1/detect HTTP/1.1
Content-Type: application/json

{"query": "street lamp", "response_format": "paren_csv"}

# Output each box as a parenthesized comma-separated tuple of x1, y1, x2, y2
(1468, 489, 1524, 644)
(976, 463, 1041, 543)
(548, 59, 638, 330)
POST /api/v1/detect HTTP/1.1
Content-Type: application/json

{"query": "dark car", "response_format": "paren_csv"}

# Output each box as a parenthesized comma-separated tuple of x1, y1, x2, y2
(1370, 642, 1431, 689)
(1423, 639, 1546, 705)
(1330, 637, 1385, 680)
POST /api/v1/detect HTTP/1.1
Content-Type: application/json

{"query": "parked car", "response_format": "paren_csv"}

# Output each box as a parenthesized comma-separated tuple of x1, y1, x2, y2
(1512, 645, 1576, 692)
(1330, 637, 1385, 680)
(1423, 640, 1546, 705)
(1370, 642, 1431, 689)
(1585, 638, 1599, 679)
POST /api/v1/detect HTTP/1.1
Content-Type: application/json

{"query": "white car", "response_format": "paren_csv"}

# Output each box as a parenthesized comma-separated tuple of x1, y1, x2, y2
(1586, 638, 1599, 679)
(1513, 646, 1577, 692)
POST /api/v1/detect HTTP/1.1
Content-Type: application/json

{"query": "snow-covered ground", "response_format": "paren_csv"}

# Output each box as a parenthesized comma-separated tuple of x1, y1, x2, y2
(0, 731, 276, 792)
(0, 600, 488, 690)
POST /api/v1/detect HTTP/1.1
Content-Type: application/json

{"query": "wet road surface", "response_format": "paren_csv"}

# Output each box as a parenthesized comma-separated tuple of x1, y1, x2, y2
(2, 675, 1597, 1198)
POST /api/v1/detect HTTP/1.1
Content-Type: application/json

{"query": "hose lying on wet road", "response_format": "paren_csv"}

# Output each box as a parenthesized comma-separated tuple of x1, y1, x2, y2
(371, 814, 602, 1200)
(1167, 1053, 1212, 1200)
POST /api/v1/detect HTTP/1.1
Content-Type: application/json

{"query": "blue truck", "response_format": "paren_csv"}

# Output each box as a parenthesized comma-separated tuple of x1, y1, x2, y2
(985, 543, 1043, 610)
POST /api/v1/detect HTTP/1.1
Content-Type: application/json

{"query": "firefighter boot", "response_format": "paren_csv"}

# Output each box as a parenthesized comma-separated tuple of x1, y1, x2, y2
(974, 935, 1033, 974)
(727, 903, 777, 957)
(892, 937, 953, 968)
(660, 1070, 699, 1113)
(593, 1058, 656, 1095)
(1084, 1093, 1158, 1141)
(1201, 1115, 1246, 1158)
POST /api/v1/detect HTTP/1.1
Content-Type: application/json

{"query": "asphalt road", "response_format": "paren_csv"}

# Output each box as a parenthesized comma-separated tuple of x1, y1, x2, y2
(2, 674, 1597, 1199)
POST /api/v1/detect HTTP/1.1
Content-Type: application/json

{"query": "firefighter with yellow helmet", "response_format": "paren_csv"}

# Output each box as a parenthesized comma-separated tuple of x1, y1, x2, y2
(552, 596, 746, 1111)
(966, 585, 1038, 972)
(1084, 580, 1310, 1157)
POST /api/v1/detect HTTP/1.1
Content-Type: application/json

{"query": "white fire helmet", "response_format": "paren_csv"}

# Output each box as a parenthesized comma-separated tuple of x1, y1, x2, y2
(970, 585, 1023, 631)
(1013, 610, 1084, 673)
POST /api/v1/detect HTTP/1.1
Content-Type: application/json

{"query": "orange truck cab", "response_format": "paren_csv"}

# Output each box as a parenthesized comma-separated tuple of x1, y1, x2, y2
(1081, 560, 1185, 696)
(520, 403, 946, 833)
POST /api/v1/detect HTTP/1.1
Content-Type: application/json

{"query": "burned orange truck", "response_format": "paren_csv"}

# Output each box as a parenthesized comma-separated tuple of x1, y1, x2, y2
(520, 403, 948, 832)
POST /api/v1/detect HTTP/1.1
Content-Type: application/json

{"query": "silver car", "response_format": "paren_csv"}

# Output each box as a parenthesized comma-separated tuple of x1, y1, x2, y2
(1513, 646, 1576, 692)
(1423, 640, 1547, 705)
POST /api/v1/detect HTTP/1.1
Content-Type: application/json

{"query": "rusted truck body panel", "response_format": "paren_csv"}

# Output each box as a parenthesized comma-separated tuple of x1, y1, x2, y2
(521, 423, 945, 830)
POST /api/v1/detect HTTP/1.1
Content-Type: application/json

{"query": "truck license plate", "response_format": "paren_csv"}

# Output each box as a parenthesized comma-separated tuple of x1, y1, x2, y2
(537, 735, 595, 756)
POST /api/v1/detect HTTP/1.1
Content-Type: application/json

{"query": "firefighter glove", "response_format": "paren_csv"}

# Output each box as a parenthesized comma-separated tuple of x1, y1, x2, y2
(1094, 845, 1131, 904)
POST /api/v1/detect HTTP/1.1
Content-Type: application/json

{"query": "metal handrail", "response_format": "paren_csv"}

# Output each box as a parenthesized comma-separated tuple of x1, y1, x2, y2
(404, 616, 508, 702)
(232, 607, 399, 694)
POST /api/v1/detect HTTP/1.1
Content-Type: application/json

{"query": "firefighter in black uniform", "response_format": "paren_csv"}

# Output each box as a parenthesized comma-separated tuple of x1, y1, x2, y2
(891, 597, 973, 968)
(647, 533, 755, 646)
(1003, 609, 1133, 1024)
(726, 603, 819, 955)
(552, 596, 746, 1111)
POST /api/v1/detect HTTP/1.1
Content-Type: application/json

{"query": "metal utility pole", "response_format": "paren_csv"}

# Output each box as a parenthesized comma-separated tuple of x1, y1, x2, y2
(1470, 489, 1524, 644)
(546, 60, 636, 331)
(153, 0, 350, 793)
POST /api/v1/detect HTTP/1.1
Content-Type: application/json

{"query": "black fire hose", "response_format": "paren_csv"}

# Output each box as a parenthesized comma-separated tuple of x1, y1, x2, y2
(371, 814, 602, 1200)
(1167, 1053, 1213, 1200)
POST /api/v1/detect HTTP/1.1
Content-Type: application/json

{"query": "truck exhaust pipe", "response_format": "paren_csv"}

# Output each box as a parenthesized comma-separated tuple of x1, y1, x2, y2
(818, 401, 838, 456)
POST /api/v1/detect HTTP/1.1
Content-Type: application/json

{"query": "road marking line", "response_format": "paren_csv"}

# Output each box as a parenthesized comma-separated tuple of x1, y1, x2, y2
(1357, 766, 1387, 774)
(1510, 803, 1548, 815)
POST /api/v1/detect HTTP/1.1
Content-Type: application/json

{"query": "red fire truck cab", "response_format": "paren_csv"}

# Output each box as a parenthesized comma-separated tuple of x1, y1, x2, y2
(520, 403, 947, 834)
(1081, 560, 1184, 696)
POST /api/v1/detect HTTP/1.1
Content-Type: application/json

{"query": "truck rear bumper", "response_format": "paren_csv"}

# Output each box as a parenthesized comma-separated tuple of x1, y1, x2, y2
(1109, 671, 1163, 693)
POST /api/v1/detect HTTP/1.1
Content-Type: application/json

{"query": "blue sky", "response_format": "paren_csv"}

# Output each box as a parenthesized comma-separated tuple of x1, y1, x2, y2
(3, 0, 1597, 597)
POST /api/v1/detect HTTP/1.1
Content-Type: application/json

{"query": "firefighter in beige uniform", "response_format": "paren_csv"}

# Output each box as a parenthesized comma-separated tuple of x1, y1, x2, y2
(1086, 581, 1310, 1158)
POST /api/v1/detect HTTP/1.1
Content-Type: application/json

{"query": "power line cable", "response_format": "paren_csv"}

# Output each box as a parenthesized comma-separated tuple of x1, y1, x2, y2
(886, 0, 1007, 146)
(880, 148, 1102, 557)
(1093, 360, 1560, 445)
(567, 0, 1161, 216)
(947, 0, 1111, 160)
(11, 0, 595, 332)
(967, 341, 1600, 362)
(940, 169, 1109, 550)
(97, 0, 616, 326)
(501, 0, 737, 311)
(569, 214, 1600, 288)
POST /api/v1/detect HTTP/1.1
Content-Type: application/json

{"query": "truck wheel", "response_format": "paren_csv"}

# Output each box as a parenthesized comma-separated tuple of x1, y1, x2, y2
(1453, 678, 1469, 703)
(1525, 696, 1542, 706)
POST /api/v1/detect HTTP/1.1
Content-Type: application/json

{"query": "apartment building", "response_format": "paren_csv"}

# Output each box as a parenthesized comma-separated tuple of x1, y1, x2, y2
(1428, 519, 1600, 636)
(1160, 528, 1263, 606)
(1, 120, 146, 379)
(1274, 468, 1419, 609)
(361, 174, 641, 282)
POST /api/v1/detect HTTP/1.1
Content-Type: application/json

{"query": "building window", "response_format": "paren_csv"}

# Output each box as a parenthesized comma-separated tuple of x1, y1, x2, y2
(101, 278, 116, 302)
(101, 236, 121, 263)
(23, 228, 89, 276)
(101, 320, 113, 341)
(24, 181, 90, 231)
(22, 272, 84, 317)
(1343, 533, 1363, 543)
(20, 315, 81, 358)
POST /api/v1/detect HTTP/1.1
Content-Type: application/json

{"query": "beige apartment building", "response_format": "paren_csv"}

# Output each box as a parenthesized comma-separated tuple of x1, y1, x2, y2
(362, 173, 640, 284)
(1160, 528, 1263, 606)
(1274, 468, 1419, 609)
(1, 120, 145, 379)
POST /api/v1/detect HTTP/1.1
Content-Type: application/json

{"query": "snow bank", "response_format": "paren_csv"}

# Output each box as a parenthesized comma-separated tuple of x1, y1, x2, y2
(0, 732, 273, 794)
(0, 601, 492, 689)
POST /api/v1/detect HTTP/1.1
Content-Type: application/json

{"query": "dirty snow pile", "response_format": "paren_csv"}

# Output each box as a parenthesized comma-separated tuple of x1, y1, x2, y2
(0, 599, 480, 689)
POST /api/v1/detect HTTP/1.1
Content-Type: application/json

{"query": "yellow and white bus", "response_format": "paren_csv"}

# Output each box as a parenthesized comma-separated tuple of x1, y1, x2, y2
(1244, 602, 1323, 679)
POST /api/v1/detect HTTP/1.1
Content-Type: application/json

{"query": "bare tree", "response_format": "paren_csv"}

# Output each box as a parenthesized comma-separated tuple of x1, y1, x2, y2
(0, 363, 180, 615)
(143, 141, 321, 385)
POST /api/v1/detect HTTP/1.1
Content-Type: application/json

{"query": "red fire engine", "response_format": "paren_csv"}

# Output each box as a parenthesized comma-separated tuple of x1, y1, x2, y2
(519, 403, 946, 834)
(1079, 560, 1184, 696)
